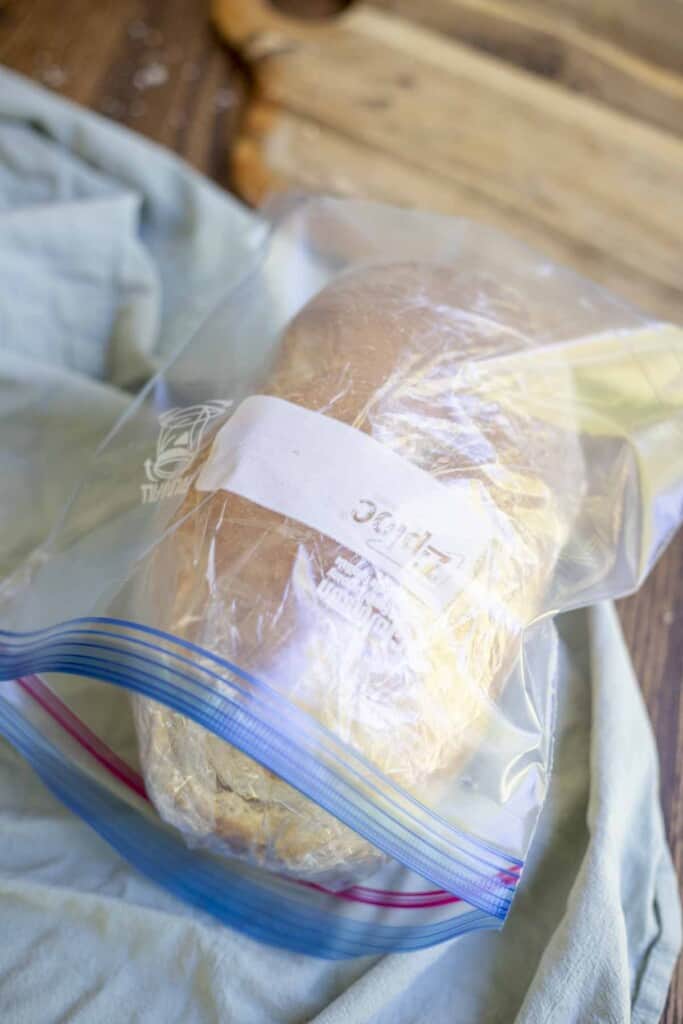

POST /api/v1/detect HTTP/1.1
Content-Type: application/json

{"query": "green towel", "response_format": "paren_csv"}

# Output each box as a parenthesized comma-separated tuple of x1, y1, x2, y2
(0, 67, 679, 1024)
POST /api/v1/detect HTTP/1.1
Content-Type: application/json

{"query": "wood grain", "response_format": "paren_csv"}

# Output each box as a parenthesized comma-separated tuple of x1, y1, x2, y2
(0, 0, 246, 187)
(214, 0, 683, 324)
(1, 1, 681, 1018)
(233, 100, 683, 322)
(372, 0, 683, 136)
(529, 0, 683, 74)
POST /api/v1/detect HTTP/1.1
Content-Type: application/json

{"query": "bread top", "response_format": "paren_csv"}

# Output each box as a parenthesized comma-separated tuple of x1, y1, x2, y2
(134, 263, 583, 880)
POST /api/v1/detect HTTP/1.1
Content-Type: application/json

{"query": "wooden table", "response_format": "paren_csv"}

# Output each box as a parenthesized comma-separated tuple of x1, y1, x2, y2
(1, 0, 682, 1018)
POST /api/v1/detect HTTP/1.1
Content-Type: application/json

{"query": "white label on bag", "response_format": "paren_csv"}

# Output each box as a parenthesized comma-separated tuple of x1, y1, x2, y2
(196, 395, 489, 610)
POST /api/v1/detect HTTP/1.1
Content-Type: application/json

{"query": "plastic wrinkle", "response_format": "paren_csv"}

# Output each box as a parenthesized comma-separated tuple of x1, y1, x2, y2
(1, 198, 682, 953)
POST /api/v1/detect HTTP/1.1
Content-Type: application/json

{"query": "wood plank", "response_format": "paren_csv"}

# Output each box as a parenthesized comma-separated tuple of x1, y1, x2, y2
(0, 0, 246, 187)
(214, 0, 683, 319)
(0, 0, 140, 106)
(533, 0, 683, 74)
(371, 0, 683, 135)
(234, 101, 683, 321)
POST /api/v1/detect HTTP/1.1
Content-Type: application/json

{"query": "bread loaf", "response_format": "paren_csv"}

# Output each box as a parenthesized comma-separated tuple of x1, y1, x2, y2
(133, 263, 582, 883)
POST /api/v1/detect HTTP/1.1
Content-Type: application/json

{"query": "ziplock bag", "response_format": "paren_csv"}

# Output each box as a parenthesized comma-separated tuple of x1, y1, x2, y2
(1, 197, 682, 957)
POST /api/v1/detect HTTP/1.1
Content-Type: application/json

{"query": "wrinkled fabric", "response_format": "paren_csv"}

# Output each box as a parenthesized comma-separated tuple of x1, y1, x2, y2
(0, 67, 679, 1024)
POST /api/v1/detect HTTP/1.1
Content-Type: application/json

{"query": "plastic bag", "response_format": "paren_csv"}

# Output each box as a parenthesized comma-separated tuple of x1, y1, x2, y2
(1, 197, 682, 955)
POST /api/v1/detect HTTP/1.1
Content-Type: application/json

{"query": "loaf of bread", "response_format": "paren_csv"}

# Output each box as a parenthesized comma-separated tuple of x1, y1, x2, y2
(133, 263, 583, 884)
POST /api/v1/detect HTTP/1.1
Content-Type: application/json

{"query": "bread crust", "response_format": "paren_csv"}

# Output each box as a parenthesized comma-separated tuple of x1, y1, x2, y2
(134, 263, 582, 882)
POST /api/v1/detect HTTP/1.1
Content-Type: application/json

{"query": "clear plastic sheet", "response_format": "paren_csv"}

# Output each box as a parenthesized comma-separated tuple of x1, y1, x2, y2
(2, 197, 682, 913)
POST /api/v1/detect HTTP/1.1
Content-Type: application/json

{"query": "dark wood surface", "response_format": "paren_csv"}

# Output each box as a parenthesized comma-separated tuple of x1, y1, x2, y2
(0, 0, 247, 188)
(1, 1, 682, 1020)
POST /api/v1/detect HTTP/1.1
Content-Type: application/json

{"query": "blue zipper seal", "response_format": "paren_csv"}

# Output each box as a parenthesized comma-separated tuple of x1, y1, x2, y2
(0, 617, 520, 920)
(0, 699, 500, 957)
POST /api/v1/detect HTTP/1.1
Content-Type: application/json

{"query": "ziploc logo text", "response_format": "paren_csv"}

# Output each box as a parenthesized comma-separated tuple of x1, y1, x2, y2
(350, 498, 464, 599)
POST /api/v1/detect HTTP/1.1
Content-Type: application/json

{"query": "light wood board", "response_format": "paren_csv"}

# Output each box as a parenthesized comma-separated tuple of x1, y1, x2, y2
(214, 0, 683, 322)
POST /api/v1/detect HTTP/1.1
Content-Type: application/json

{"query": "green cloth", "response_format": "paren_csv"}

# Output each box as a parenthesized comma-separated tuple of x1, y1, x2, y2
(0, 67, 679, 1023)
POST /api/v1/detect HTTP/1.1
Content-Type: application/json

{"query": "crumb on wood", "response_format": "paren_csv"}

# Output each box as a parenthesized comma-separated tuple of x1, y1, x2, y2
(133, 62, 169, 91)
